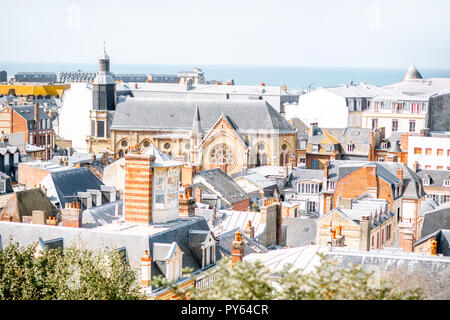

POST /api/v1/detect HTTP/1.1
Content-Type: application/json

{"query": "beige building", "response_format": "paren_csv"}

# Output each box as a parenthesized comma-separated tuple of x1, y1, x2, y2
(91, 99, 297, 177)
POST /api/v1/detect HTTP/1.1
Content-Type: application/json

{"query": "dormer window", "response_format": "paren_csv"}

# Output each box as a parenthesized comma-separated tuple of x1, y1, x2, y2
(312, 144, 319, 152)
(153, 242, 183, 282)
(381, 141, 388, 149)
(444, 179, 450, 187)
(0, 179, 6, 193)
(346, 144, 354, 152)
(189, 230, 216, 270)
(422, 177, 431, 186)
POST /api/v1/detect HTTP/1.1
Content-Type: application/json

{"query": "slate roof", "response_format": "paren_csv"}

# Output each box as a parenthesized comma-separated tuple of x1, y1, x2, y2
(10, 105, 51, 122)
(39, 167, 104, 207)
(420, 202, 450, 238)
(286, 168, 323, 191)
(111, 98, 296, 134)
(414, 229, 450, 256)
(283, 218, 317, 247)
(235, 173, 278, 193)
(417, 169, 450, 189)
(326, 160, 424, 199)
(82, 200, 123, 228)
(401, 65, 423, 81)
(209, 210, 266, 238)
(195, 168, 249, 206)
(245, 244, 450, 298)
(142, 144, 184, 168)
(217, 228, 268, 257)
(0, 216, 220, 273)
(36, 237, 64, 251)
(0, 188, 58, 222)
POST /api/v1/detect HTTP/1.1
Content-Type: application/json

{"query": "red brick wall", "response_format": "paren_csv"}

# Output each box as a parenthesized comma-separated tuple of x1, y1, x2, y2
(18, 163, 50, 188)
(124, 154, 154, 224)
(333, 166, 394, 210)
(232, 199, 250, 211)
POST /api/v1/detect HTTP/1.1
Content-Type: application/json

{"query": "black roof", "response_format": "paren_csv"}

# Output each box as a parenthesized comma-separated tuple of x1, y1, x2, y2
(195, 168, 250, 205)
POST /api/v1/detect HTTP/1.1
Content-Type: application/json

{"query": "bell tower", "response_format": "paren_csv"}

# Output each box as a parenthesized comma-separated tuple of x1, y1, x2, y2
(87, 43, 116, 154)
(92, 42, 116, 111)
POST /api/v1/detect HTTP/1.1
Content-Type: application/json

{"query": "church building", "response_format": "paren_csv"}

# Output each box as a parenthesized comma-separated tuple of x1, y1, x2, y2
(87, 49, 298, 176)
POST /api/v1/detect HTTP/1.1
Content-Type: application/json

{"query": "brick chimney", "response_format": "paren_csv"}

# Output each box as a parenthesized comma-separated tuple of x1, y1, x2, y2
(231, 231, 245, 268)
(309, 122, 318, 136)
(399, 222, 414, 252)
(140, 250, 152, 287)
(31, 210, 46, 225)
(413, 161, 420, 173)
(396, 167, 403, 182)
(399, 133, 410, 152)
(61, 202, 82, 227)
(243, 220, 255, 239)
(179, 187, 196, 217)
(34, 102, 39, 130)
(124, 153, 155, 224)
(46, 216, 59, 226)
(323, 160, 329, 184)
(195, 185, 202, 203)
(359, 215, 372, 251)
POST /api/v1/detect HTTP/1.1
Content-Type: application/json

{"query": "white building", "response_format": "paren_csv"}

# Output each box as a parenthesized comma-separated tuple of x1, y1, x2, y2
(58, 83, 93, 153)
(284, 82, 430, 137)
(408, 133, 450, 171)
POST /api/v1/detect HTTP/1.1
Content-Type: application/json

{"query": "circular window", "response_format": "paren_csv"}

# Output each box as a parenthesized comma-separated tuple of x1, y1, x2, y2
(210, 144, 234, 165)
(281, 143, 288, 151)
(143, 140, 150, 148)
(121, 140, 128, 148)
(185, 143, 191, 150)
(164, 143, 171, 150)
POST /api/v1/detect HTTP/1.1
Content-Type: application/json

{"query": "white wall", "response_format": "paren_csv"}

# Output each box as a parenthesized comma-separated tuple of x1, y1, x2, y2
(285, 88, 348, 128)
(408, 135, 450, 170)
(59, 83, 92, 153)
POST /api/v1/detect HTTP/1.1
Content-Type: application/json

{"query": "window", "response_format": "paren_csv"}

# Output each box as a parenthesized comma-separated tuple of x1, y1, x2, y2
(312, 159, 318, 169)
(414, 148, 422, 155)
(307, 201, 317, 213)
(378, 157, 385, 162)
(281, 143, 288, 151)
(392, 119, 398, 132)
(372, 118, 378, 129)
(425, 148, 432, 155)
(97, 121, 105, 138)
(299, 157, 306, 164)
(312, 144, 319, 152)
(327, 181, 335, 191)
(346, 144, 354, 152)
(326, 145, 332, 152)
(381, 141, 388, 149)
(164, 143, 171, 150)
(91, 120, 95, 136)
(437, 149, 443, 156)
(154, 172, 165, 207)
(210, 144, 234, 165)
(422, 177, 430, 186)
(0, 179, 5, 193)
(143, 140, 150, 148)
(409, 120, 416, 132)
(299, 140, 307, 149)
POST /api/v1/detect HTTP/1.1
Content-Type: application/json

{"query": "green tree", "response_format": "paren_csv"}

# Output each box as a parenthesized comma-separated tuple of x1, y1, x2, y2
(191, 254, 423, 300)
(0, 240, 145, 300)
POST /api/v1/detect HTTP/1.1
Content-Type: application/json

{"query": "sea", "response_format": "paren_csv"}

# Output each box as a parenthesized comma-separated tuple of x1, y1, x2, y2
(2, 62, 450, 90)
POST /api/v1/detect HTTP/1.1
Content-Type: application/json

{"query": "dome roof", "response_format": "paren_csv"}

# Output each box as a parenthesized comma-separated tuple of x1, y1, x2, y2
(401, 65, 422, 81)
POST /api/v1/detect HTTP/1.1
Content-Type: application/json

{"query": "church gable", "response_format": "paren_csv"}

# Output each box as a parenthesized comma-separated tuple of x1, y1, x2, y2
(199, 114, 247, 151)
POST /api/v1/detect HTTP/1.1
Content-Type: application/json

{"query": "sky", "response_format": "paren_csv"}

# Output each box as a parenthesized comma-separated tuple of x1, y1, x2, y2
(1, 0, 449, 69)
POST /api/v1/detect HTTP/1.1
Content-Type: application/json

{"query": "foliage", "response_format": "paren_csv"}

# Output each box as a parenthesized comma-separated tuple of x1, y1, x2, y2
(150, 267, 194, 299)
(191, 254, 423, 300)
(250, 203, 260, 212)
(0, 240, 145, 300)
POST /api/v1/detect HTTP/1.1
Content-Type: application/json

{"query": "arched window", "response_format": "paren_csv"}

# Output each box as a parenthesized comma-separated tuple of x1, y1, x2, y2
(143, 140, 150, 148)
(121, 140, 128, 148)
(118, 150, 124, 158)
(256, 143, 267, 166)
